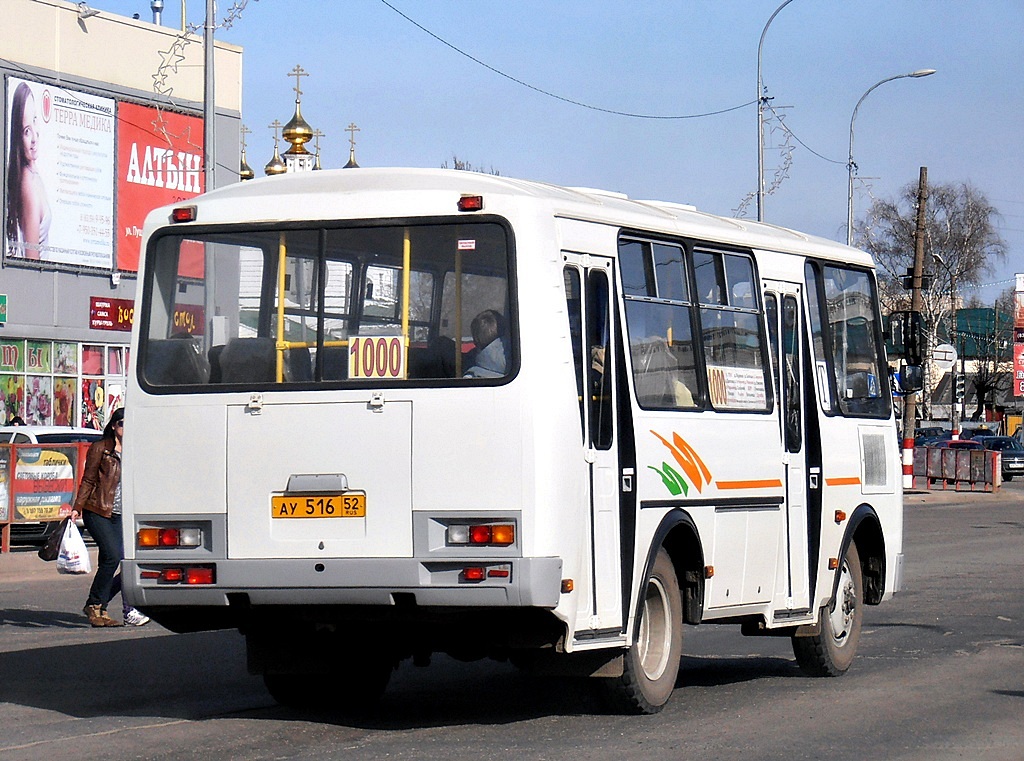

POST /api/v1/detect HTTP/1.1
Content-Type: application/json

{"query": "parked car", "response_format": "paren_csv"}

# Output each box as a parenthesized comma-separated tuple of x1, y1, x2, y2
(973, 435, 1024, 481)
(939, 439, 983, 450)
(960, 425, 997, 440)
(918, 431, 953, 447)
(0, 425, 103, 544)
(914, 426, 947, 441)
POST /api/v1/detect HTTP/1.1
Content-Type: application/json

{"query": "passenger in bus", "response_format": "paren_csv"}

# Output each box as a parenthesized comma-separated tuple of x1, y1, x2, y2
(463, 309, 509, 378)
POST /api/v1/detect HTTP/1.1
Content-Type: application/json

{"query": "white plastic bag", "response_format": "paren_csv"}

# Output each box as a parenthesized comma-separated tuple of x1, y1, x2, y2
(57, 521, 92, 575)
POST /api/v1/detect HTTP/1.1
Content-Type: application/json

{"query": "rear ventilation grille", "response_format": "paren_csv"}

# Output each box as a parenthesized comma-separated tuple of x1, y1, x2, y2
(862, 433, 887, 486)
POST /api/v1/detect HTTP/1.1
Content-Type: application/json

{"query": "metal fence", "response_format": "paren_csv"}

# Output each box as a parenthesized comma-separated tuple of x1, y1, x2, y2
(912, 447, 1001, 492)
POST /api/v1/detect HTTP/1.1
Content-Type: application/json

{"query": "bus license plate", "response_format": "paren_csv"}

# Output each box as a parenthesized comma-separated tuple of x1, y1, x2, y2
(271, 494, 366, 518)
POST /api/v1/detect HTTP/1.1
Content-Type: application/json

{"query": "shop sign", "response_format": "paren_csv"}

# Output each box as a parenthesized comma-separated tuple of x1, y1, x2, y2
(1, 340, 24, 372)
(11, 443, 81, 521)
(88, 297, 204, 335)
(1016, 344, 1024, 399)
(0, 294, 7, 325)
(90, 296, 135, 331)
(0, 448, 9, 522)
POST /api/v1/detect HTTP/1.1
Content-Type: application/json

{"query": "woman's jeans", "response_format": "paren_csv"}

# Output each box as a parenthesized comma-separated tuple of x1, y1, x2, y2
(82, 510, 123, 609)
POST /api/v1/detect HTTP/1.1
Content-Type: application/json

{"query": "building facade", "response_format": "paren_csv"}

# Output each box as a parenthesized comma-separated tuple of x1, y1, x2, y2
(1, 0, 242, 427)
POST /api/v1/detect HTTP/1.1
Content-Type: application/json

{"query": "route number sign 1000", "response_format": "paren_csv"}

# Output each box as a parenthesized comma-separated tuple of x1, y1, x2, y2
(348, 336, 406, 379)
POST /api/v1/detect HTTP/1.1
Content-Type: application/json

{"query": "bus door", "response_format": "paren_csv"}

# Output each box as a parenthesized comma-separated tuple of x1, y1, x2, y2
(564, 254, 623, 632)
(764, 282, 812, 616)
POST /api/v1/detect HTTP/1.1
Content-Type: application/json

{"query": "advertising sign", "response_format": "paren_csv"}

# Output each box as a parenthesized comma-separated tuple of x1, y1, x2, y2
(11, 444, 81, 521)
(1016, 274, 1024, 399)
(1015, 344, 1024, 400)
(4, 77, 116, 267)
(117, 102, 204, 276)
(90, 296, 135, 331)
(0, 447, 9, 522)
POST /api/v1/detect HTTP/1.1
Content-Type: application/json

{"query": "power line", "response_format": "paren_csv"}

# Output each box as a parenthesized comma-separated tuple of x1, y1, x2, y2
(378, 0, 754, 120)
(764, 101, 843, 165)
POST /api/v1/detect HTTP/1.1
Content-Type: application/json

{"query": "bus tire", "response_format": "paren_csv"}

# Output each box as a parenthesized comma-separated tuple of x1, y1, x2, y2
(792, 542, 863, 677)
(602, 548, 682, 714)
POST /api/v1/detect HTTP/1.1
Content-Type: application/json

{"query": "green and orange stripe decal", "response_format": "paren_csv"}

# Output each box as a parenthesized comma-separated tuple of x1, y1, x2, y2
(648, 431, 713, 496)
(648, 430, 783, 496)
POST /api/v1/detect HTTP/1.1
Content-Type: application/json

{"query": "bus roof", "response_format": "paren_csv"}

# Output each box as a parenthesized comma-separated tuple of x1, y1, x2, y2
(150, 167, 871, 266)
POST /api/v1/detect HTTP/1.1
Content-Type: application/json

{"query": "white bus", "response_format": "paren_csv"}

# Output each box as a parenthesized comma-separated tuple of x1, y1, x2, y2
(123, 168, 906, 713)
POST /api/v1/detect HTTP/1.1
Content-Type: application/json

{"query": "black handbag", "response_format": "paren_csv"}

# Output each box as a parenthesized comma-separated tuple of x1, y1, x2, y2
(37, 517, 71, 562)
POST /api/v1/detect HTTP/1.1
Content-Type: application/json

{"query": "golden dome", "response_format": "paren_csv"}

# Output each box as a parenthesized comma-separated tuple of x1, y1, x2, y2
(264, 143, 287, 176)
(282, 100, 313, 155)
(240, 149, 255, 181)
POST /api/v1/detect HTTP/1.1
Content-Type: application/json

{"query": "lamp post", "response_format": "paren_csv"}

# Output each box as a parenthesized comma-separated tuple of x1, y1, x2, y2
(846, 69, 935, 245)
(756, 0, 796, 222)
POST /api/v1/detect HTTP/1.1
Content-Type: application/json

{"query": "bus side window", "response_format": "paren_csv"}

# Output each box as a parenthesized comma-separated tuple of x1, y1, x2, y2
(618, 237, 701, 410)
(563, 265, 586, 440)
(696, 250, 769, 412)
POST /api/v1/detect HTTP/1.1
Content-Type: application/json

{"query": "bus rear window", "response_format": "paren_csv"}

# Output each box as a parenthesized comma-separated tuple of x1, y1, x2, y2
(139, 221, 513, 389)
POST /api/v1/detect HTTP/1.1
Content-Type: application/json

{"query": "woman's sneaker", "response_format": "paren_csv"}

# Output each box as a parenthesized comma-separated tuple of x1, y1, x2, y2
(123, 607, 150, 626)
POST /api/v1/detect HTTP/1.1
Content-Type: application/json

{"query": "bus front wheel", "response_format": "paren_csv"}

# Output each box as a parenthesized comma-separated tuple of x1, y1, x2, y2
(602, 547, 683, 714)
(792, 542, 864, 677)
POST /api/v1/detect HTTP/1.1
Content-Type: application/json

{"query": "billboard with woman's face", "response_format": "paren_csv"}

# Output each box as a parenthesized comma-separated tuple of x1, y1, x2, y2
(4, 77, 115, 267)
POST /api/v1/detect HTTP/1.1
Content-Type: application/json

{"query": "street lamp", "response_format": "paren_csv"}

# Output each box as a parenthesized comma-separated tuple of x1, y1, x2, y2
(756, 0, 797, 222)
(846, 68, 936, 245)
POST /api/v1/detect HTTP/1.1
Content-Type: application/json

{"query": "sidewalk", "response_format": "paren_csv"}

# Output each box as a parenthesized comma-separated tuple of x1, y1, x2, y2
(0, 545, 102, 583)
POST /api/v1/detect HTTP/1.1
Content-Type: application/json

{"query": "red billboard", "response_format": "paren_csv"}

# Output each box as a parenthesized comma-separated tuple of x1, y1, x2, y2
(116, 102, 204, 276)
(1017, 274, 1024, 399)
(1015, 344, 1024, 400)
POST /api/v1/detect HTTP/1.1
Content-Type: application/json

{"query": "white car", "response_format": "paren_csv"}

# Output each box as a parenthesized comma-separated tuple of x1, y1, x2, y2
(0, 425, 103, 544)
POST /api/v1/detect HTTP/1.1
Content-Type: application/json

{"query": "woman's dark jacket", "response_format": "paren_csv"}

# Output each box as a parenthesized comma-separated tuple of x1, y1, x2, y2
(73, 438, 120, 518)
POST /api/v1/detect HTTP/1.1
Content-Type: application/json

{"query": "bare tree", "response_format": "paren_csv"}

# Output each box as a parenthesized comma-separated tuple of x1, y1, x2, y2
(857, 181, 1007, 416)
(441, 155, 501, 176)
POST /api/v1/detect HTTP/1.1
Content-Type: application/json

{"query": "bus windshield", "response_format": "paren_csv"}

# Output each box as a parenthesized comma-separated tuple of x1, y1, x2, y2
(138, 220, 513, 389)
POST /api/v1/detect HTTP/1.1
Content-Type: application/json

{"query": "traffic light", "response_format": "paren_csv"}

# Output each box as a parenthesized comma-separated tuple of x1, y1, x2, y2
(954, 374, 965, 403)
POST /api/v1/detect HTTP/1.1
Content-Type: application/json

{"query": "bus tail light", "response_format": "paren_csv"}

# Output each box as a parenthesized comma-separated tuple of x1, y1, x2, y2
(147, 566, 215, 584)
(457, 194, 484, 212)
(446, 522, 515, 547)
(459, 564, 510, 582)
(160, 568, 183, 583)
(186, 567, 215, 585)
(137, 526, 203, 549)
(171, 205, 197, 223)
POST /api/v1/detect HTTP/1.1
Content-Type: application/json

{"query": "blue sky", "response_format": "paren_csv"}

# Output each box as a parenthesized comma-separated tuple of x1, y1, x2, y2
(96, 0, 1022, 300)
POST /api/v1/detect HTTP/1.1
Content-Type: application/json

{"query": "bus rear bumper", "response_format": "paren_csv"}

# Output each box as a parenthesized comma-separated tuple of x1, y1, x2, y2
(122, 556, 563, 610)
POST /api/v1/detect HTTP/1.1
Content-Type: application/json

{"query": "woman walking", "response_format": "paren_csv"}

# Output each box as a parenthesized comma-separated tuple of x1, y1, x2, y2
(71, 407, 149, 627)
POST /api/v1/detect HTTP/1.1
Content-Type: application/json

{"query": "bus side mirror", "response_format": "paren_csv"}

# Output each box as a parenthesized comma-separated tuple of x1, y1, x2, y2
(899, 363, 923, 393)
(890, 310, 923, 365)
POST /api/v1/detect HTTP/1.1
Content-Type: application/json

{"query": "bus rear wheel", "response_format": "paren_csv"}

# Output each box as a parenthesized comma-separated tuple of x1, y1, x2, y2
(792, 542, 864, 677)
(602, 548, 682, 714)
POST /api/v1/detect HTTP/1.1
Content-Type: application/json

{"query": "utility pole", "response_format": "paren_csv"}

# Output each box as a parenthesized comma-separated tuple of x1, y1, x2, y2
(203, 0, 215, 194)
(901, 166, 928, 490)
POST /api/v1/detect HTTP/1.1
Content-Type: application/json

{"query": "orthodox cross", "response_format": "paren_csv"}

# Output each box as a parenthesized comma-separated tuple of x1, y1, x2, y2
(268, 119, 283, 148)
(240, 123, 252, 152)
(346, 122, 360, 152)
(288, 64, 309, 100)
